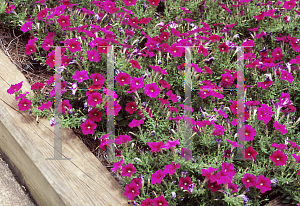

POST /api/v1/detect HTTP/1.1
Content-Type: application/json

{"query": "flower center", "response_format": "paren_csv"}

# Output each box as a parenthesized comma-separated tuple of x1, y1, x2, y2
(184, 183, 187, 185)
(151, 90, 153, 92)
(80, 77, 83, 79)
(224, 169, 227, 172)
(132, 190, 135, 193)
(87, 126, 90, 129)
(276, 158, 280, 160)
(122, 79, 124, 81)
(245, 132, 249, 135)
(159, 203, 162, 206)
(72, 46, 75, 49)
(248, 153, 251, 155)
(247, 180, 250, 182)
(260, 183, 263, 186)
(94, 113, 97, 116)
(174, 50, 177, 53)
(204, 92, 206, 94)
(24, 104, 27, 106)
(62, 20, 65, 23)
(132, 106, 134, 109)
(30, 49, 33, 51)
(128, 170, 131, 173)
(94, 98, 97, 101)
(136, 82, 139, 85)
(95, 79, 97, 81)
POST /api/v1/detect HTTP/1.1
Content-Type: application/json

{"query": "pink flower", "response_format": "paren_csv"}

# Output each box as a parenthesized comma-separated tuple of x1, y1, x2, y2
(111, 158, 124, 172)
(221, 72, 234, 87)
(238, 124, 256, 142)
(273, 121, 288, 134)
(164, 139, 180, 150)
(57, 99, 72, 115)
(164, 162, 180, 175)
(141, 198, 154, 206)
(242, 173, 257, 188)
(270, 143, 288, 150)
(115, 135, 131, 145)
(90, 73, 105, 86)
(221, 162, 235, 177)
(42, 38, 53, 51)
(178, 176, 193, 190)
(207, 182, 221, 193)
(144, 83, 161, 98)
(57, 15, 71, 27)
(122, 163, 137, 177)
(280, 70, 294, 84)
(102, 1, 119, 13)
(20, 21, 33, 33)
(25, 44, 36, 55)
(16, 92, 29, 101)
(46, 51, 55, 68)
(127, 76, 144, 93)
(72, 70, 89, 83)
(243, 146, 257, 160)
(88, 108, 102, 122)
(115, 72, 131, 86)
(97, 40, 110, 53)
(37, 8, 48, 20)
(31, 82, 45, 90)
(6, 4, 15, 14)
(282, 0, 296, 10)
(151, 169, 165, 184)
(257, 104, 274, 124)
(129, 60, 141, 69)
(292, 154, 300, 163)
(197, 45, 209, 57)
(87, 92, 102, 107)
(128, 119, 144, 128)
(125, 101, 137, 114)
(18, 98, 32, 111)
(80, 119, 97, 135)
(258, 80, 273, 89)
(256, 175, 271, 194)
(124, 182, 139, 200)
(212, 123, 226, 136)
(7, 81, 23, 94)
(153, 196, 168, 206)
(201, 167, 218, 178)
(148, 0, 160, 6)
(66, 38, 81, 53)
(87, 50, 101, 62)
(218, 43, 229, 52)
(123, 0, 137, 6)
(147, 142, 165, 153)
(38, 101, 53, 111)
(168, 43, 184, 57)
(272, 47, 284, 61)
(270, 150, 288, 166)
(104, 101, 121, 116)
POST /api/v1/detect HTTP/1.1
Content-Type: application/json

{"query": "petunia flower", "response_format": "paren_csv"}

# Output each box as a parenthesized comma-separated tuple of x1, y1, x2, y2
(280, 70, 294, 84)
(72, 70, 89, 83)
(164, 162, 180, 175)
(7, 81, 23, 94)
(282, 0, 296, 10)
(25, 44, 36, 55)
(218, 43, 229, 52)
(148, 0, 160, 6)
(80, 119, 97, 135)
(87, 92, 102, 107)
(243, 146, 257, 160)
(144, 83, 161, 98)
(122, 163, 137, 177)
(153, 195, 168, 206)
(57, 99, 72, 115)
(164, 139, 180, 150)
(123, 0, 137, 6)
(151, 169, 165, 185)
(115, 135, 131, 145)
(38, 101, 53, 111)
(57, 15, 71, 27)
(256, 175, 271, 194)
(66, 38, 81, 53)
(129, 60, 141, 69)
(141, 198, 154, 206)
(147, 141, 165, 153)
(87, 50, 101, 62)
(178, 176, 193, 190)
(238, 124, 256, 142)
(31, 82, 45, 90)
(207, 182, 221, 193)
(88, 108, 102, 122)
(242, 173, 257, 188)
(273, 121, 288, 134)
(20, 21, 33, 33)
(221, 162, 235, 177)
(115, 72, 131, 87)
(18, 98, 32, 111)
(270, 150, 288, 166)
(124, 182, 139, 200)
(111, 158, 124, 172)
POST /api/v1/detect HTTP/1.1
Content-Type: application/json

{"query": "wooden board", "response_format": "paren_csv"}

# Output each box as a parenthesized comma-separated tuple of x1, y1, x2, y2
(0, 50, 130, 206)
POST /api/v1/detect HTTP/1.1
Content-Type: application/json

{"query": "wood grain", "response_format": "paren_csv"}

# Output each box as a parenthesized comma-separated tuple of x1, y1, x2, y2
(0, 50, 129, 206)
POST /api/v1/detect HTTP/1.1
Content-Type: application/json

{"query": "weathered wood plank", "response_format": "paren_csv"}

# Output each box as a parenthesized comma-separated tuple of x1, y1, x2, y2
(0, 50, 129, 206)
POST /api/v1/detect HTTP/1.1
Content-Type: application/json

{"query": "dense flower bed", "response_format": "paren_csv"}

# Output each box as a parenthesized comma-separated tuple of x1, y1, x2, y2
(3, 0, 300, 205)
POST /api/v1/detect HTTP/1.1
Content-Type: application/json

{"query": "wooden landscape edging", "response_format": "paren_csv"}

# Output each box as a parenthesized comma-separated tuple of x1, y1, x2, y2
(0, 50, 130, 206)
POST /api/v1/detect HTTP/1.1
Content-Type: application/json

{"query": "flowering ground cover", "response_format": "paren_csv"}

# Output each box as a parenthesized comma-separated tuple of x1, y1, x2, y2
(2, 0, 300, 205)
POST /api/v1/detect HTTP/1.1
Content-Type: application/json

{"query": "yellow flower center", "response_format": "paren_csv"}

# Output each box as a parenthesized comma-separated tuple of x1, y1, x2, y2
(94, 98, 97, 101)
(276, 158, 280, 160)
(248, 153, 251, 155)
(87, 126, 90, 129)
(151, 90, 153, 92)
(62, 20, 65, 23)
(247, 180, 250, 182)
(24, 104, 27, 106)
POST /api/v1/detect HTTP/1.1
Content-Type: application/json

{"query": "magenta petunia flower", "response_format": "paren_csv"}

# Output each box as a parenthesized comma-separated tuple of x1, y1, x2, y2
(153, 196, 168, 206)
(6, 4, 15, 14)
(127, 76, 144, 93)
(18, 98, 32, 111)
(115, 135, 131, 145)
(123, 0, 137, 6)
(20, 21, 33, 33)
(124, 182, 139, 200)
(46, 51, 55, 68)
(42, 38, 53, 51)
(197, 45, 209, 57)
(256, 175, 271, 194)
(67, 38, 81, 53)
(88, 108, 102, 122)
(80, 119, 97, 135)
(273, 121, 288, 134)
(258, 80, 273, 89)
(91, 73, 105, 86)
(207, 182, 221, 193)
(168, 43, 184, 57)
(243, 146, 257, 160)
(87, 50, 101, 62)
(151, 169, 165, 185)
(238, 124, 256, 142)
(164, 139, 180, 150)
(125, 101, 137, 114)
(201, 167, 218, 178)
(221, 162, 235, 177)
(38, 101, 53, 111)
(292, 154, 300, 163)
(7, 81, 23, 94)
(282, 0, 296, 10)
(37, 8, 48, 20)
(128, 118, 144, 128)
(147, 141, 165, 153)
(270, 150, 288, 166)
(141, 198, 153, 206)
(218, 43, 229, 52)
(144, 83, 161, 98)
(257, 104, 274, 124)
(97, 40, 110, 53)
(122, 163, 137, 177)
(111, 158, 124, 172)
(72, 70, 89, 83)
(148, 0, 160, 6)
(87, 92, 102, 107)
(280, 70, 294, 84)
(164, 162, 180, 175)
(25, 44, 36, 55)
(57, 15, 71, 27)
(105, 101, 121, 116)
(31, 82, 45, 90)
(271, 47, 284, 61)
(178, 176, 193, 190)
(115, 72, 131, 87)
(129, 60, 141, 70)
(242, 173, 257, 188)
(221, 72, 234, 87)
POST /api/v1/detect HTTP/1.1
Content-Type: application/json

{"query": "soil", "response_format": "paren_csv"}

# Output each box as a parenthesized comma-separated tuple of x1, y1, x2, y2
(0, 22, 124, 188)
